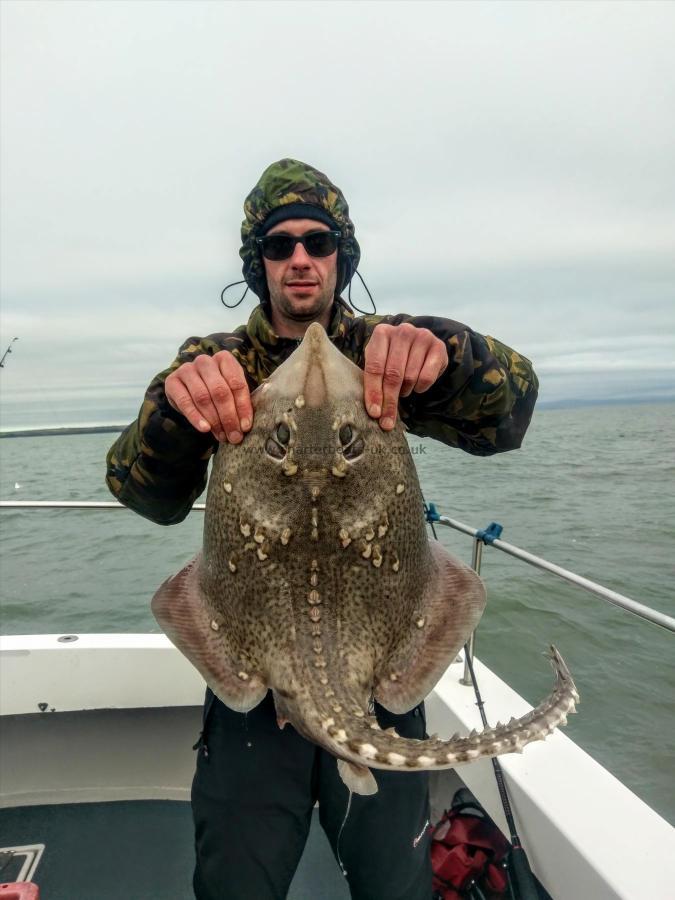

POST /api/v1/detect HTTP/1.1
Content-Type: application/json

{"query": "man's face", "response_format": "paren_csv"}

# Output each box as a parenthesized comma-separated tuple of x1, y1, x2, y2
(262, 219, 338, 327)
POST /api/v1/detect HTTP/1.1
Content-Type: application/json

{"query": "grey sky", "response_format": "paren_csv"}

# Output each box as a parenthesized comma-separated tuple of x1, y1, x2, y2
(1, 0, 674, 425)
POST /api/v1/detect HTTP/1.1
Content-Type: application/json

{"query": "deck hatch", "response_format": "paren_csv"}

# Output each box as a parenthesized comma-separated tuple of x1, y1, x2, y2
(0, 843, 44, 883)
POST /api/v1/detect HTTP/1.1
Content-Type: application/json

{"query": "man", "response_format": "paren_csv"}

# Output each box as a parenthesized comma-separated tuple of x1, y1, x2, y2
(106, 158, 538, 900)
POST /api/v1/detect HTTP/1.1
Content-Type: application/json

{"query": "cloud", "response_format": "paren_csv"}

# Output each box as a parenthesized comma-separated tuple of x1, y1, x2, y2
(1, 1, 674, 422)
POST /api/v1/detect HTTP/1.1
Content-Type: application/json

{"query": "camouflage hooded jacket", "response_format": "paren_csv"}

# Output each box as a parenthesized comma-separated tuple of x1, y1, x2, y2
(106, 159, 539, 525)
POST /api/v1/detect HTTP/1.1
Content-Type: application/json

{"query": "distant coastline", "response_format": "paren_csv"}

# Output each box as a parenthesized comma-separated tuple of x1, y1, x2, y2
(0, 425, 125, 439)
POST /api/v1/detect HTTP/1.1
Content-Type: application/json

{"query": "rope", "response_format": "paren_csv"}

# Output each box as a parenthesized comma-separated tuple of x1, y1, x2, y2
(336, 789, 353, 878)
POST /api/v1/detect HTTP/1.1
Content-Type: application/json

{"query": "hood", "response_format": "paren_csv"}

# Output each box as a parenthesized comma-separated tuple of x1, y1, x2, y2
(239, 158, 361, 303)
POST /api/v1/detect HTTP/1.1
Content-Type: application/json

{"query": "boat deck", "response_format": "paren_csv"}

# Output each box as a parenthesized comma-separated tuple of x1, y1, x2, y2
(0, 800, 350, 900)
(3, 637, 674, 899)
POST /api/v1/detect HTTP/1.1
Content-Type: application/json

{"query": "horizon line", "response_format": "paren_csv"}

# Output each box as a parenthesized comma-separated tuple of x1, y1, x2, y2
(1, 396, 673, 439)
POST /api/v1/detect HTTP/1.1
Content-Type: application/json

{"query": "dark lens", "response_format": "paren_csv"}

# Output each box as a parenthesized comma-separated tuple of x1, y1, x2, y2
(304, 231, 339, 257)
(261, 235, 295, 261)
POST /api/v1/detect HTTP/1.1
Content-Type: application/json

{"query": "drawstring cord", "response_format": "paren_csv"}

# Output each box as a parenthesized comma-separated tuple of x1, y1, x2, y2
(336, 789, 353, 878)
(347, 258, 377, 315)
(221, 279, 249, 308)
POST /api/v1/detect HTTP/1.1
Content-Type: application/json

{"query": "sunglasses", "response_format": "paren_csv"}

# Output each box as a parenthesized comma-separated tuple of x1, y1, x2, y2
(256, 230, 341, 261)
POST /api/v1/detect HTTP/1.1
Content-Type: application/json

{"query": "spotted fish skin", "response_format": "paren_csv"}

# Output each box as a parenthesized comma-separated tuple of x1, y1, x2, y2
(152, 324, 578, 795)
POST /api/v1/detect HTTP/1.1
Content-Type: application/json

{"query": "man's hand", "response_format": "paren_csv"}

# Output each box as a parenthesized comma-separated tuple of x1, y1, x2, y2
(165, 350, 253, 443)
(364, 323, 448, 430)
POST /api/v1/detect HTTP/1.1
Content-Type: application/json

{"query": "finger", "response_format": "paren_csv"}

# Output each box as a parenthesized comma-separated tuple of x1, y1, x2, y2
(414, 343, 448, 393)
(379, 333, 412, 430)
(217, 352, 253, 433)
(363, 326, 392, 418)
(400, 339, 429, 397)
(196, 362, 242, 443)
(166, 371, 220, 437)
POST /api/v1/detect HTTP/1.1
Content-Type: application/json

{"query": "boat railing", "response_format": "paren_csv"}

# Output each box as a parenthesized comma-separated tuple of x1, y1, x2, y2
(2, 499, 673, 686)
(418, 505, 675, 687)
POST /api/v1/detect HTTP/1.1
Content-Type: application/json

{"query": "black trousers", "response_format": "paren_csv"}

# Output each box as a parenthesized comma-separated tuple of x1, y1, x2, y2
(192, 690, 432, 900)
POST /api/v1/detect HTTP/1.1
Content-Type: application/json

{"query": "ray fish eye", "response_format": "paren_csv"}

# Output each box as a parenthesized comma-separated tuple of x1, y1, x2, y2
(276, 421, 290, 445)
(339, 424, 353, 446)
(343, 437, 365, 461)
(265, 438, 286, 460)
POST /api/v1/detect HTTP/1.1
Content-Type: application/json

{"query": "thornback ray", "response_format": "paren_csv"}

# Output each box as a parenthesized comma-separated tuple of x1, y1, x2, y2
(152, 322, 579, 795)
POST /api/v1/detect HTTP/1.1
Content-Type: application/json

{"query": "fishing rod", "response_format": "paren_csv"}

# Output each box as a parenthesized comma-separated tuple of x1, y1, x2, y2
(462, 646, 540, 900)
(0, 337, 19, 368)
(424, 502, 540, 900)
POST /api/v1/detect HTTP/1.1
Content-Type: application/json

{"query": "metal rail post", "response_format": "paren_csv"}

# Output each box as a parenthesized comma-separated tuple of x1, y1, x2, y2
(461, 535, 484, 685)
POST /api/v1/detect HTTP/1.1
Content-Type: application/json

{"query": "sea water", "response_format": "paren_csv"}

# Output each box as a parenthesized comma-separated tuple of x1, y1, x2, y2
(1, 403, 673, 825)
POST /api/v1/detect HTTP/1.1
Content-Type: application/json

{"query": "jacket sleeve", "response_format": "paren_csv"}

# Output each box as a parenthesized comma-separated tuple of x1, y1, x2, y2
(105, 332, 250, 525)
(353, 313, 539, 456)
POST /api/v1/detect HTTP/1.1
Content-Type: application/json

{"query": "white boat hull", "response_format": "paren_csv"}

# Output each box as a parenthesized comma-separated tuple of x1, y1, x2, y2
(1, 633, 674, 899)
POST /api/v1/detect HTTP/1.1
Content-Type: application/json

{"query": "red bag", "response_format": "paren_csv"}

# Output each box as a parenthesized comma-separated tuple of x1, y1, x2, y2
(431, 798, 510, 900)
(0, 885, 41, 900)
